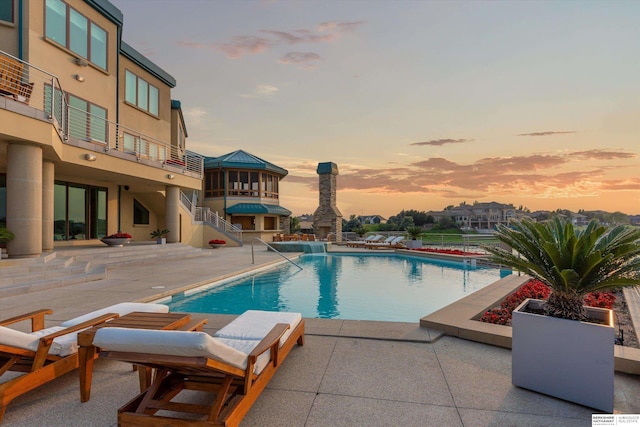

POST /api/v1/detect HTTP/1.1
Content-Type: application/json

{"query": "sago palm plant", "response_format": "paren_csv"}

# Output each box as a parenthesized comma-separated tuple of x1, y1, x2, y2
(483, 217, 640, 321)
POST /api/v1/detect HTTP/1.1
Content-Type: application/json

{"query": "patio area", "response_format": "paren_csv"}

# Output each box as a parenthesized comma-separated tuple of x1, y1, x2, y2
(1, 245, 639, 426)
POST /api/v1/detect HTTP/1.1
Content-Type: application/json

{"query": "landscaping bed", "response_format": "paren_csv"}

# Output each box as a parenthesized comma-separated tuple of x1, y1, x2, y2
(479, 279, 638, 348)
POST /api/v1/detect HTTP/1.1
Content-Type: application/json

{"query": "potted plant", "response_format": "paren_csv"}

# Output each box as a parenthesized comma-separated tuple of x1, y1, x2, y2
(209, 239, 226, 249)
(0, 227, 15, 259)
(150, 228, 170, 244)
(484, 218, 640, 412)
(100, 232, 132, 247)
(404, 226, 423, 249)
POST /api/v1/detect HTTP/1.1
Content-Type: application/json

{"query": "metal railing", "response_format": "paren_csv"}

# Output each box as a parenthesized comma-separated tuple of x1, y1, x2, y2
(195, 207, 243, 243)
(251, 238, 302, 270)
(0, 50, 203, 178)
(179, 190, 242, 243)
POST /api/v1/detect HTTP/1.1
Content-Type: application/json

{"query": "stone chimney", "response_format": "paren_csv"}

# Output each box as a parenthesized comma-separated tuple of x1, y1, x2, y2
(313, 162, 343, 242)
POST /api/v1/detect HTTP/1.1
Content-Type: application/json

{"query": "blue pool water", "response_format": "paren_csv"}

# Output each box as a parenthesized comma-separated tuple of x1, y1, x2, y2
(166, 254, 511, 322)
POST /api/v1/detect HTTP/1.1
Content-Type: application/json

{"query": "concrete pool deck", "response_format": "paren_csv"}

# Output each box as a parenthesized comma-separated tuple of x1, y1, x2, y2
(1, 244, 639, 426)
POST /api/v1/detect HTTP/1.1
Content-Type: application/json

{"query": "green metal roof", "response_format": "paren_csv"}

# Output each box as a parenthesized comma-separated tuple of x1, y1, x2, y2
(171, 100, 188, 137)
(317, 162, 339, 175)
(226, 203, 292, 216)
(121, 42, 176, 88)
(86, 0, 123, 26)
(204, 150, 288, 176)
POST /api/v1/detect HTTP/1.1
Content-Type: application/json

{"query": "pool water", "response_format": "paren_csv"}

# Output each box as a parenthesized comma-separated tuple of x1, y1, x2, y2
(166, 253, 511, 322)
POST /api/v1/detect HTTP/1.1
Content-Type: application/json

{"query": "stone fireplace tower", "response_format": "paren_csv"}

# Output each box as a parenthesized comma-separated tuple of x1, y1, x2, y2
(313, 162, 343, 242)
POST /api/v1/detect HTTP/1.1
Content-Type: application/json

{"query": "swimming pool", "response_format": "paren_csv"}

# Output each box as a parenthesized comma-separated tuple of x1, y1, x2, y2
(165, 253, 510, 322)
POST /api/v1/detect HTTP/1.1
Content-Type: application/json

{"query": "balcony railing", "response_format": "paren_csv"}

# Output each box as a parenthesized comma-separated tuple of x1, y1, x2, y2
(0, 50, 203, 178)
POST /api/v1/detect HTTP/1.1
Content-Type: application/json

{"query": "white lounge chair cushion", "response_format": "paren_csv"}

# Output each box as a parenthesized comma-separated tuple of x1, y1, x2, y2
(60, 303, 169, 327)
(0, 325, 80, 356)
(93, 328, 270, 374)
(214, 310, 302, 346)
(0, 325, 39, 351)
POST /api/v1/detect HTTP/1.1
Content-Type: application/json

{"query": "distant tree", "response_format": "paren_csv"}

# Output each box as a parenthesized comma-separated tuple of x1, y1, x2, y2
(342, 217, 362, 232)
(289, 216, 301, 234)
(433, 215, 457, 230)
(354, 226, 367, 237)
(604, 212, 630, 225)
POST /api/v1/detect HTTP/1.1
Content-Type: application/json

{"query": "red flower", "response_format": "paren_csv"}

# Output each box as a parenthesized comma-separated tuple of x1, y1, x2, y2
(105, 232, 132, 239)
(479, 279, 617, 325)
(410, 248, 483, 256)
(209, 239, 226, 245)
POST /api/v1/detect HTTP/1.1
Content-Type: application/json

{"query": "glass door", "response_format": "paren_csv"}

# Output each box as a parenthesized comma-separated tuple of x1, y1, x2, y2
(54, 182, 107, 240)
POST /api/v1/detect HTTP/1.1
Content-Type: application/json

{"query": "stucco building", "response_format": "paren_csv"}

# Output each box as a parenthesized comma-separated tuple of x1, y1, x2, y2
(202, 150, 292, 243)
(0, 0, 212, 257)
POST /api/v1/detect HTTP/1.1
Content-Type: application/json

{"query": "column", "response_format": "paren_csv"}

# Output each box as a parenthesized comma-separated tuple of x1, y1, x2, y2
(7, 143, 43, 257)
(165, 186, 180, 243)
(42, 161, 55, 252)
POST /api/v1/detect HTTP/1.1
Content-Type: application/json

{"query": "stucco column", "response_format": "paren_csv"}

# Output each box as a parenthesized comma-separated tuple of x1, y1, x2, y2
(42, 161, 55, 252)
(7, 143, 43, 257)
(165, 186, 180, 243)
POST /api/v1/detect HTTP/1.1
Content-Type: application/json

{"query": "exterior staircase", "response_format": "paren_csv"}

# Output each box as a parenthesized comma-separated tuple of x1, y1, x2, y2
(0, 243, 214, 297)
(180, 191, 243, 246)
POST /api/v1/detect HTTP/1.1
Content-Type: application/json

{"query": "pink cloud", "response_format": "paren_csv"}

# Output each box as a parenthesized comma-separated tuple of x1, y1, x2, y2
(518, 131, 576, 137)
(216, 36, 272, 58)
(279, 52, 321, 68)
(284, 149, 637, 199)
(190, 21, 367, 59)
(411, 138, 471, 147)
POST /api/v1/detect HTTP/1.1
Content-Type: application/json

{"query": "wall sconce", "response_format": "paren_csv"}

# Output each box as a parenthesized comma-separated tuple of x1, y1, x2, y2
(85, 153, 97, 161)
(75, 74, 85, 82)
(166, 174, 175, 180)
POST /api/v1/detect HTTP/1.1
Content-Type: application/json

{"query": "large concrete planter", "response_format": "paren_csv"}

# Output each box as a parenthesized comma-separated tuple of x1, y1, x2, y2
(100, 238, 131, 247)
(405, 240, 422, 249)
(512, 298, 614, 412)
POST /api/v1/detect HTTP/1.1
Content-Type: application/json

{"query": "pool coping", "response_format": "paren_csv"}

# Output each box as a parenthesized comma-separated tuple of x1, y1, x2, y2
(420, 274, 640, 375)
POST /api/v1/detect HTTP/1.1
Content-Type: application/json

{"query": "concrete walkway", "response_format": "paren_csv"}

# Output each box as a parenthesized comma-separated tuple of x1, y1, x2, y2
(1, 245, 639, 426)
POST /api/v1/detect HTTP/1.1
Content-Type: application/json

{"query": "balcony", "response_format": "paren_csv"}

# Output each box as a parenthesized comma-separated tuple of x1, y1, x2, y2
(0, 50, 203, 178)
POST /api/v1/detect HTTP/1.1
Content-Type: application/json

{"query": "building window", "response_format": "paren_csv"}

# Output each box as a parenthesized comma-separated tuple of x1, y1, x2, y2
(264, 217, 276, 230)
(45, 0, 108, 70)
(204, 170, 224, 197)
(133, 199, 149, 225)
(0, 173, 6, 228)
(54, 182, 107, 240)
(204, 170, 280, 199)
(125, 70, 159, 116)
(68, 94, 107, 142)
(0, 0, 14, 23)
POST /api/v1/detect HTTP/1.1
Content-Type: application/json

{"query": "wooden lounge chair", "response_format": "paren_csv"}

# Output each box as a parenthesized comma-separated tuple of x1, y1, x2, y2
(0, 303, 169, 422)
(94, 310, 305, 427)
(346, 234, 383, 248)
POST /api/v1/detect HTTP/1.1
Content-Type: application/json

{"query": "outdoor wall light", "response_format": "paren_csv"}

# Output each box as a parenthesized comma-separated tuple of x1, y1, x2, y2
(85, 153, 97, 161)
(75, 74, 85, 82)
(166, 174, 175, 180)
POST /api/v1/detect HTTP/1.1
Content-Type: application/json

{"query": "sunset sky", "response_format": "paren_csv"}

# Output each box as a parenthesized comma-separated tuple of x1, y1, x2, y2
(111, 0, 640, 217)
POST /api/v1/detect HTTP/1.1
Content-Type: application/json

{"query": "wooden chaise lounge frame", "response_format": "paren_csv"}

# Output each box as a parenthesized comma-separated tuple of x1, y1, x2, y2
(0, 309, 118, 421)
(100, 318, 305, 427)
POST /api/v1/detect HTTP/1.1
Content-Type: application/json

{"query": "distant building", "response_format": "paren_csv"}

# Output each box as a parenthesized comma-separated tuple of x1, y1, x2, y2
(357, 215, 386, 225)
(430, 202, 528, 231)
